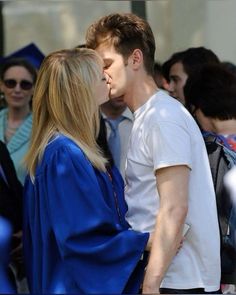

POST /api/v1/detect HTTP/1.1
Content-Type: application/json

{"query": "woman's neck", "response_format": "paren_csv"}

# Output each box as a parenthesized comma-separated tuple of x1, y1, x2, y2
(7, 106, 30, 122)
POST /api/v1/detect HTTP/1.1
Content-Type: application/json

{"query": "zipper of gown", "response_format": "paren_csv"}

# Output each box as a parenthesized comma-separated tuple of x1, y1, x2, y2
(107, 170, 122, 223)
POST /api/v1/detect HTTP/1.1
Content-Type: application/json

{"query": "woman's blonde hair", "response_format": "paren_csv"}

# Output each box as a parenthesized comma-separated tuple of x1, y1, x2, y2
(25, 48, 107, 179)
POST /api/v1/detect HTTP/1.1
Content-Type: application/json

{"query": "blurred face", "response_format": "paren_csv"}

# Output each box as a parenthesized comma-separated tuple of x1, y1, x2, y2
(168, 62, 188, 105)
(0, 66, 34, 110)
(96, 43, 130, 102)
(194, 108, 213, 132)
(94, 71, 110, 106)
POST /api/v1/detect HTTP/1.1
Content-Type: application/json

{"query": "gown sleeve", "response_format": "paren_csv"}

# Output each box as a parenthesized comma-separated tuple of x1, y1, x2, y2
(44, 144, 149, 293)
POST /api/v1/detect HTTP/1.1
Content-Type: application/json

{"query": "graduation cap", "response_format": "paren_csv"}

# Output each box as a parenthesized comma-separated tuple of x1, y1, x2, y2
(0, 43, 45, 69)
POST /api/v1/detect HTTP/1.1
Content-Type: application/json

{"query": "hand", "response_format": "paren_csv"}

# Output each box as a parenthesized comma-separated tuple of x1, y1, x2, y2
(142, 268, 161, 294)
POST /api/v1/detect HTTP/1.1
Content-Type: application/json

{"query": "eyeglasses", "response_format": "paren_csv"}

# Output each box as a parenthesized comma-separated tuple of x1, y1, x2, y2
(3, 79, 33, 90)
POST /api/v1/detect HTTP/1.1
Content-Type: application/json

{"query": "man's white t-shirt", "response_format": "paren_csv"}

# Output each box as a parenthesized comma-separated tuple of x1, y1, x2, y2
(125, 90, 221, 291)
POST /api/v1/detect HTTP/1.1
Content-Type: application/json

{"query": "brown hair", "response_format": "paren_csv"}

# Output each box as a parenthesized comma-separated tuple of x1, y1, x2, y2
(86, 13, 156, 76)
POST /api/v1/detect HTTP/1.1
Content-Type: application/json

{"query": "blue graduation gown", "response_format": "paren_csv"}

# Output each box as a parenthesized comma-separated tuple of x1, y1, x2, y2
(23, 135, 149, 293)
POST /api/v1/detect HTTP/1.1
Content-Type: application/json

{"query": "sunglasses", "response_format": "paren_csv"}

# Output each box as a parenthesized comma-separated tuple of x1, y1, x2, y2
(3, 79, 33, 90)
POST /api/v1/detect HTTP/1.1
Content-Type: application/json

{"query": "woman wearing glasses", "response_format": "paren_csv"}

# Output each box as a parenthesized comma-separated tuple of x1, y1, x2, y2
(0, 58, 37, 184)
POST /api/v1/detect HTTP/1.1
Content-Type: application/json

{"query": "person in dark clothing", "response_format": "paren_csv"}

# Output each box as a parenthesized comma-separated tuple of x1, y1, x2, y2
(0, 140, 23, 292)
(0, 140, 22, 231)
(184, 64, 236, 289)
(162, 47, 220, 105)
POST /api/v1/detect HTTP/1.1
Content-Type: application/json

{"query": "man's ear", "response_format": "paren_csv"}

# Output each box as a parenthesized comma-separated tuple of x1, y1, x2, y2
(129, 49, 143, 69)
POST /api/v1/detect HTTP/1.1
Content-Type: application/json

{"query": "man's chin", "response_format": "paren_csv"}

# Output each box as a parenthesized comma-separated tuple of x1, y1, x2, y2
(109, 95, 125, 102)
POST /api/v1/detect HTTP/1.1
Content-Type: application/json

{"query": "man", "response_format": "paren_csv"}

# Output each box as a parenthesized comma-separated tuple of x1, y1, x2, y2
(101, 98, 133, 179)
(153, 61, 169, 91)
(184, 64, 236, 289)
(86, 13, 221, 294)
(162, 47, 220, 105)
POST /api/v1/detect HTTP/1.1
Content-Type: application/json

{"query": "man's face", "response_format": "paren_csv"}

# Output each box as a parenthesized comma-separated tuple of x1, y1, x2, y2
(96, 43, 130, 102)
(168, 62, 188, 105)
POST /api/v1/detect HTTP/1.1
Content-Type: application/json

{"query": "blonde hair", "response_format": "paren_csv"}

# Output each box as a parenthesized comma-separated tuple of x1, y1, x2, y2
(25, 48, 107, 179)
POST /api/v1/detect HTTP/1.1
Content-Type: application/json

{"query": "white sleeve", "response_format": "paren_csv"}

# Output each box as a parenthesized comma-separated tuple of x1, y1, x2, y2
(146, 121, 193, 172)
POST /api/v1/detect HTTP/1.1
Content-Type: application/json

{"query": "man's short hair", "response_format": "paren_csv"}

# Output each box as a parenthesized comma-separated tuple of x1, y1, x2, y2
(86, 13, 156, 76)
(184, 64, 236, 120)
(162, 47, 220, 81)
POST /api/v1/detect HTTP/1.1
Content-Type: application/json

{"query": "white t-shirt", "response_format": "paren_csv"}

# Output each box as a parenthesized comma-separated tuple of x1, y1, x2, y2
(125, 90, 221, 291)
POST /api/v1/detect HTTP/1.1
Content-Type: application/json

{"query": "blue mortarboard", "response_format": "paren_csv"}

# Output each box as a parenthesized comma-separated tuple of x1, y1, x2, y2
(0, 43, 45, 69)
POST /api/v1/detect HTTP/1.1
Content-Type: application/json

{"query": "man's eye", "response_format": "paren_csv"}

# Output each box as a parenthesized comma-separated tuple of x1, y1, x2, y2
(103, 64, 110, 70)
(170, 77, 179, 83)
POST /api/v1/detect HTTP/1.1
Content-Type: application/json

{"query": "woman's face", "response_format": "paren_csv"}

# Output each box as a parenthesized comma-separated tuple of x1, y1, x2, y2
(0, 65, 34, 110)
(94, 71, 110, 106)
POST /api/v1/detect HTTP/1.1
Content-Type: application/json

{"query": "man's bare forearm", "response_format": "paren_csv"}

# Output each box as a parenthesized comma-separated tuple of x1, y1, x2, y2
(142, 165, 190, 294)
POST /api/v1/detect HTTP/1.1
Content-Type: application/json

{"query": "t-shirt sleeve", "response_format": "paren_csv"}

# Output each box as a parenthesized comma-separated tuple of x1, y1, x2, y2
(44, 145, 148, 293)
(146, 121, 193, 171)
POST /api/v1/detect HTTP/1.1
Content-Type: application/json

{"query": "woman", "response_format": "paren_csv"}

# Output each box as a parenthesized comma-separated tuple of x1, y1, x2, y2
(23, 48, 150, 294)
(0, 58, 37, 184)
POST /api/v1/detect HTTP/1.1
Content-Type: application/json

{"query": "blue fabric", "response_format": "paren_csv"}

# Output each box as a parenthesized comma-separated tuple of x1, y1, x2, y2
(23, 135, 148, 294)
(0, 217, 15, 293)
(0, 43, 44, 69)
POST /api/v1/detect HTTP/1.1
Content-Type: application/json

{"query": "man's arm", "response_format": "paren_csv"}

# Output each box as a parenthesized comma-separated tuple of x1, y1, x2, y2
(142, 165, 189, 294)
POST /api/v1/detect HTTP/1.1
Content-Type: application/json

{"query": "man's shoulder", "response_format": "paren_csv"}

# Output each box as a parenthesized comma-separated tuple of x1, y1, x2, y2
(148, 91, 189, 123)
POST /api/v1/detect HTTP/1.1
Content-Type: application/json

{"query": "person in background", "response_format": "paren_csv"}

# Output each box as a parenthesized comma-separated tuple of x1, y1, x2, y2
(0, 140, 22, 229)
(162, 46, 220, 105)
(100, 96, 133, 179)
(184, 64, 236, 293)
(153, 61, 169, 91)
(0, 140, 23, 292)
(222, 61, 236, 77)
(86, 12, 221, 294)
(0, 43, 44, 184)
(23, 48, 151, 294)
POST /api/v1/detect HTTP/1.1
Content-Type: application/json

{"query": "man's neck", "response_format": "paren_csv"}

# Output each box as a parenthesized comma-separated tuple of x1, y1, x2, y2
(211, 119, 236, 135)
(125, 75, 159, 112)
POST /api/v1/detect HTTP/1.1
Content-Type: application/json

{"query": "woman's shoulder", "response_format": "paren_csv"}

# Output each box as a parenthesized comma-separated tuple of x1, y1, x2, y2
(46, 134, 82, 154)
(35, 134, 94, 178)
(41, 134, 87, 167)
